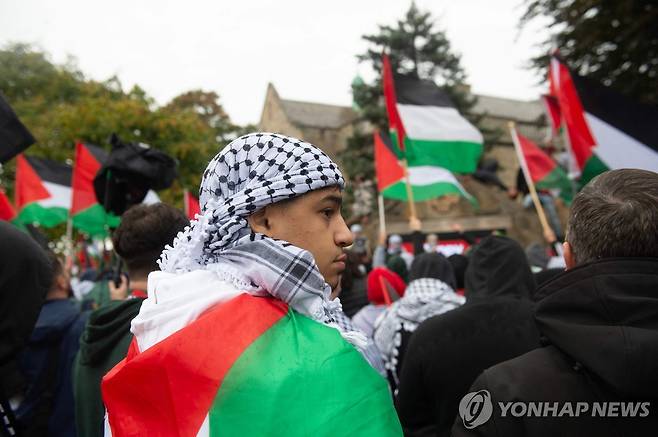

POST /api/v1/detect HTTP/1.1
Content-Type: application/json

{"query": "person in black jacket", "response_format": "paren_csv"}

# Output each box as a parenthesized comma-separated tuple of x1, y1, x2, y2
(453, 168, 658, 437)
(396, 236, 540, 437)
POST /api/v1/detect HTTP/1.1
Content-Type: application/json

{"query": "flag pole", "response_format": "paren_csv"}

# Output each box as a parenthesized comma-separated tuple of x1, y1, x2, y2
(401, 158, 418, 221)
(509, 122, 552, 236)
(377, 193, 386, 236)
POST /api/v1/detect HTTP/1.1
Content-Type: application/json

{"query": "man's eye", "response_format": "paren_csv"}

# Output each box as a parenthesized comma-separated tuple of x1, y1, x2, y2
(322, 209, 333, 218)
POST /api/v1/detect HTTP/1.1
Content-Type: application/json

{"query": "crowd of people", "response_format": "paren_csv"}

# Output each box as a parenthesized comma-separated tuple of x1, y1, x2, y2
(1, 132, 657, 436)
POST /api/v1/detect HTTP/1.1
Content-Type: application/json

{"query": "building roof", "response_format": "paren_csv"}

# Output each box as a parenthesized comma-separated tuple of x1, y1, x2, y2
(279, 99, 359, 129)
(471, 94, 544, 124)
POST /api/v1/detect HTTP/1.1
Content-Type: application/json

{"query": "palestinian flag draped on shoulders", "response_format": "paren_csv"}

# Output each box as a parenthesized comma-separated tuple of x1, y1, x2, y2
(102, 293, 401, 436)
(548, 56, 658, 184)
(380, 54, 480, 204)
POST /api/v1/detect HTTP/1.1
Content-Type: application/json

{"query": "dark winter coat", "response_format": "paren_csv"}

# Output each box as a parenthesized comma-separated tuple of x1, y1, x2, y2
(397, 236, 540, 437)
(452, 257, 658, 437)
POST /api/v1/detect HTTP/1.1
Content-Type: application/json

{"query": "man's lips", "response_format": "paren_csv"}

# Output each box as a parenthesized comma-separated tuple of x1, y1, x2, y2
(333, 254, 347, 270)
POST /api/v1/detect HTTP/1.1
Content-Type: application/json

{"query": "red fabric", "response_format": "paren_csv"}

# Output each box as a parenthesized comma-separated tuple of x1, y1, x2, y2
(184, 189, 200, 220)
(129, 289, 147, 299)
(382, 54, 407, 152)
(374, 131, 405, 192)
(0, 189, 15, 220)
(367, 267, 406, 305)
(542, 94, 562, 137)
(102, 294, 287, 437)
(516, 131, 556, 182)
(15, 154, 50, 209)
(71, 143, 102, 215)
(549, 57, 596, 170)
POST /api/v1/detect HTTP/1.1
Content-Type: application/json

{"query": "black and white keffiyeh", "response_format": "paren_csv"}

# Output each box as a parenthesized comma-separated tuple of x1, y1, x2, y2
(159, 132, 367, 349)
(373, 278, 465, 385)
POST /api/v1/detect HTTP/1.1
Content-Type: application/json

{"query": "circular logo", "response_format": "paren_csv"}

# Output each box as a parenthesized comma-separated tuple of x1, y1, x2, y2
(458, 390, 493, 429)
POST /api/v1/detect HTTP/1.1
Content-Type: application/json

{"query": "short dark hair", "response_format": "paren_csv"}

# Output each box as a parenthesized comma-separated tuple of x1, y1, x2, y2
(112, 203, 189, 276)
(566, 169, 658, 265)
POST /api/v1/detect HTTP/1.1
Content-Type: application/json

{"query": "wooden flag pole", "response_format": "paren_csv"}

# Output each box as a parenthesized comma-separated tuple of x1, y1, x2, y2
(377, 194, 386, 236)
(401, 158, 418, 221)
(509, 122, 552, 235)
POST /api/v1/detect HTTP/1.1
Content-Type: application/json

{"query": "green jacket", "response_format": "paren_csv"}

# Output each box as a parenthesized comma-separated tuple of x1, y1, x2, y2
(73, 297, 144, 437)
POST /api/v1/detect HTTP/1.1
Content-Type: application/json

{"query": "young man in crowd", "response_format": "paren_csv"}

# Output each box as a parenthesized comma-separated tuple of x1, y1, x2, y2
(453, 169, 658, 436)
(74, 203, 189, 437)
(101, 133, 401, 435)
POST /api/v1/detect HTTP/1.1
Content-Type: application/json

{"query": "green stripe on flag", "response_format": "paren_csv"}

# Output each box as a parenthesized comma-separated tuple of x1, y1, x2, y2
(72, 204, 120, 237)
(382, 180, 464, 202)
(535, 166, 574, 205)
(14, 203, 68, 228)
(579, 153, 610, 187)
(209, 309, 401, 436)
(405, 139, 482, 174)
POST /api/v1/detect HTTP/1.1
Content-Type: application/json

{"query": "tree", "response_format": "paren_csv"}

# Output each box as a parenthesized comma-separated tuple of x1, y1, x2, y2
(0, 43, 249, 211)
(521, 0, 658, 105)
(343, 3, 489, 183)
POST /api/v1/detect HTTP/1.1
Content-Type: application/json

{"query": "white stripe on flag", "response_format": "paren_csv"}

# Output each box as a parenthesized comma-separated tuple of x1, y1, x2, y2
(407, 165, 473, 199)
(396, 104, 483, 143)
(585, 113, 658, 172)
(40, 182, 72, 209)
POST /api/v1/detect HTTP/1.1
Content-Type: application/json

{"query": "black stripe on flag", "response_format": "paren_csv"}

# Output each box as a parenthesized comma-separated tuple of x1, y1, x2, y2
(25, 156, 72, 186)
(393, 73, 455, 108)
(0, 92, 36, 163)
(572, 74, 658, 152)
(84, 143, 109, 164)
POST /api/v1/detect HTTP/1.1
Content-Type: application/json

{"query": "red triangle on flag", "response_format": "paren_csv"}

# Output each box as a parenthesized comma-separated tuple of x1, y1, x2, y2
(71, 142, 102, 215)
(15, 154, 51, 210)
(184, 189, 200, 220)
(515, 132, 557, 183)
(382, 54, 407, 152)
(374, 131, 405, 193)
(0, 189, 15, 221)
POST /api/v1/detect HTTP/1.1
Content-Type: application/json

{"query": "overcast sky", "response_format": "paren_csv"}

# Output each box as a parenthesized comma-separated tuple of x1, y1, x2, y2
(0, 0, 550, 126)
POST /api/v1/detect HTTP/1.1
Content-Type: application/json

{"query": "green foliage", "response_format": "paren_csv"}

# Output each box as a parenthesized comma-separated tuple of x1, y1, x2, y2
(521, 0, 658, 105)
(343, 3, 490, 182)
(0, 43, 249, 208)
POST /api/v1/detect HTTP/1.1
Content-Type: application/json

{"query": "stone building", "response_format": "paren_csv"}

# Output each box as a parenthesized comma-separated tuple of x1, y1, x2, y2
(258, 83, 562, 246)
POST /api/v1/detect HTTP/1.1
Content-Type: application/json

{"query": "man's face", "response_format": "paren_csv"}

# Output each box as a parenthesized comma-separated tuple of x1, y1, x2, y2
(249, 186, 353, 290)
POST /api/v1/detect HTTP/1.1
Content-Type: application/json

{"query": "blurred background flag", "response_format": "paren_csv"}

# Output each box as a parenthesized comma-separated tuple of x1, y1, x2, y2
(183, 189, 200, 220)
(0, 92, 36, 163)
(0, 188, 15, 221)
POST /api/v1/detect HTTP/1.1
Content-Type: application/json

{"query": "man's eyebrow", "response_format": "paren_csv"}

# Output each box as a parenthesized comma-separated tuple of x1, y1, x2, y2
(319, 194, 343, 207)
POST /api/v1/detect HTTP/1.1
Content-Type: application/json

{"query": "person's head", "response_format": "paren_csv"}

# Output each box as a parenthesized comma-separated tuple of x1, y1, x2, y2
(388, 234, 403, 253)
(386, 255, 408, 283)
(425, 233, 439, 251)
(112, 203, 189, 280)
(247, 186, 352, 290)
(564, 169, 658, 268)
(160, 133, 351, 292)
(46, 251, 71, 300)
(409, 252, 457, 290)
(465, 235, 535, 301)
(0, 222, 53, 367)
(366, 267, 406, 305)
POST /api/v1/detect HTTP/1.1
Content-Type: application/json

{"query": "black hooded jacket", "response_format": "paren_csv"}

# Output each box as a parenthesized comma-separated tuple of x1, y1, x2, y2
(452, 257, 658, 437)
(397, 236, 541, 437)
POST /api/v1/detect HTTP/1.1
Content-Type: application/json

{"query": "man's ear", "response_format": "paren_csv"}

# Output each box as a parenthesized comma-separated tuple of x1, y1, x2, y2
(246, 206, 270, 234)
(563, 242, 576, 270)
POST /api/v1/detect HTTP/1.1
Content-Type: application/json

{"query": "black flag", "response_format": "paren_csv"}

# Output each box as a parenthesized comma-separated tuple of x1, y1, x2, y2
(0, 92, 36, 163)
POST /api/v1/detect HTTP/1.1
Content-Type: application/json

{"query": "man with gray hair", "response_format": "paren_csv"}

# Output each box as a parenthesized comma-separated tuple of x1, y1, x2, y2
(453, 169, 658, 437)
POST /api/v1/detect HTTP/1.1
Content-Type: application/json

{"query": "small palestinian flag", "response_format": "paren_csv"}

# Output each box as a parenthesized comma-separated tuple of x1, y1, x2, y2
(549, 56, 658, 184)
(14, 154, 71, 228)
(71, 142, 120, 236)
(184, 189, 200, 220)
(382, 55, 483, 174)
(102, 294, 402, 436)
(374, 131, 476, 204)
(0, 189, 15, 221)
(510, 126, 573, 204)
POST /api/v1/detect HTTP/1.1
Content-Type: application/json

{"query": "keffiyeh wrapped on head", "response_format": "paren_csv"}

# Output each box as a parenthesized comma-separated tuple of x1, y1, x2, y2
(159, 132, 366, 349)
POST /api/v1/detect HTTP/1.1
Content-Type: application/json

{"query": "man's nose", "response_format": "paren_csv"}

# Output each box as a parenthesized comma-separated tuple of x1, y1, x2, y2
(336, 217, 354, 247)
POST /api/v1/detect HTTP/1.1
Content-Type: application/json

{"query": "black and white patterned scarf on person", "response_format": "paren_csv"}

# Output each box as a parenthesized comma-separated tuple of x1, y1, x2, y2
(159, 132, 367, 350)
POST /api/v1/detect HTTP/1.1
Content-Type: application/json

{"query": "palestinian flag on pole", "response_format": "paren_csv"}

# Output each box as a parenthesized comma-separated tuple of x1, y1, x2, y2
(71, 142, 119, 236)
(549, 56, 658, 184)
(0, 189, 15, 221)
(510, 126, 573, 204)
(14, 154, 71, 227)
(382, 54, 483, 173)
(184, 189, 200, 220)
(374, 131, 475, 204)
(102, 294, 401, 436)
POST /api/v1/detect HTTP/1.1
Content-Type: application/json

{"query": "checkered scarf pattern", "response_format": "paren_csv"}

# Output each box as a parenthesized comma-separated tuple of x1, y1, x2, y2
(159, 132, 367, 350)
